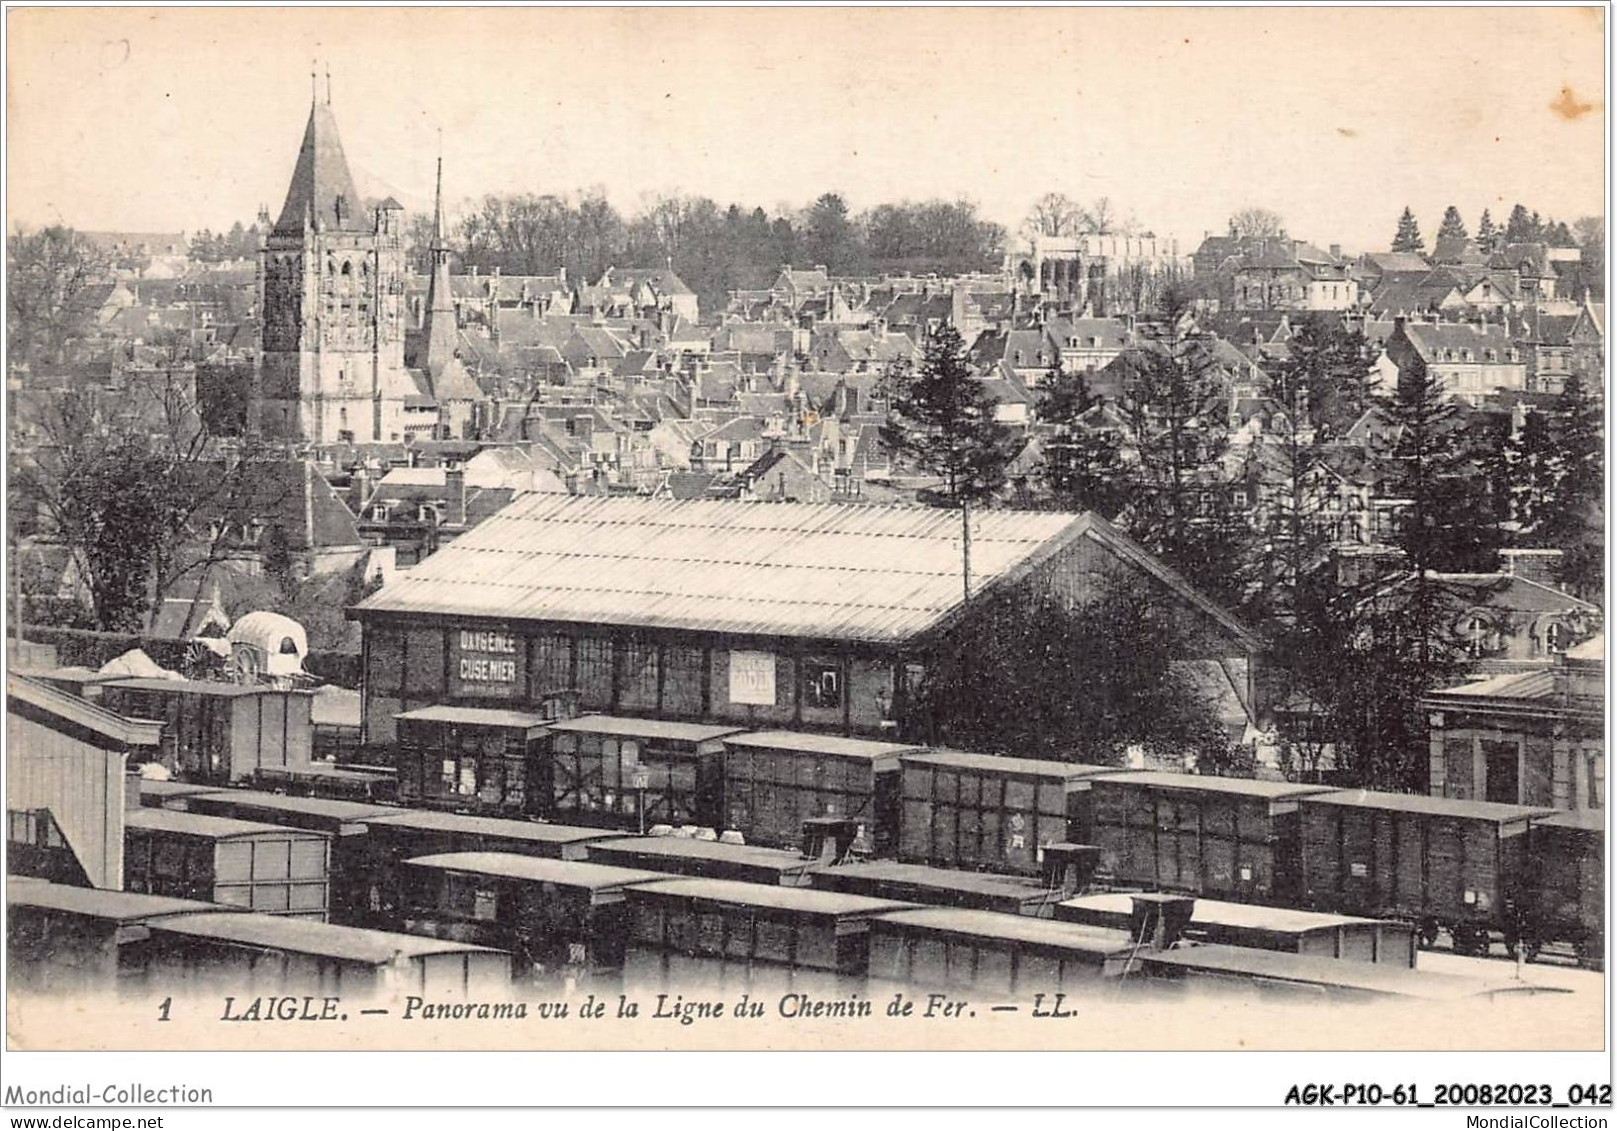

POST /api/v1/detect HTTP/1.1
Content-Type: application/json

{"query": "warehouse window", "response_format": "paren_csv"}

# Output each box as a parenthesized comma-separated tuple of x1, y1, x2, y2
(803, 659, 842, 710)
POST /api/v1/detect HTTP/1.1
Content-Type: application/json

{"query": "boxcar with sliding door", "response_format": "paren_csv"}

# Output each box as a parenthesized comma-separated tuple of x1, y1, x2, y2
(1523, 808, 1604, 967)
(1088, 772, 1333, 904)
(898, 751, 1121, 877)
(398, 852, 663, 981)
(123, 809, 331, 920)
(1295, 790, 1554, 955)
(548, 716, 742, 831)
(720, 731, 920, 853)
(393, 705, 552, 816)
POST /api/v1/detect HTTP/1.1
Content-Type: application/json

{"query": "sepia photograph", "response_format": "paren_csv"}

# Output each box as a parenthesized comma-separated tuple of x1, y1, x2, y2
(1, 3, 1609, 1108)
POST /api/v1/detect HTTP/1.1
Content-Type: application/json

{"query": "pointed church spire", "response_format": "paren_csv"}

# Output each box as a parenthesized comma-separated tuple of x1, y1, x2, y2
(275, 70, 363, 234)
(422, 148, 458, 382)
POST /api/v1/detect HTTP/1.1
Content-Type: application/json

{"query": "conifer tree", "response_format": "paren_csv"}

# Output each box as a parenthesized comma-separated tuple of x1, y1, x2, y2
(1036, 361, 1128, 519)
(1391, 207, 1425, 254)
(1476, 208, 1497, 252)
(1436, 206, 1468, 241)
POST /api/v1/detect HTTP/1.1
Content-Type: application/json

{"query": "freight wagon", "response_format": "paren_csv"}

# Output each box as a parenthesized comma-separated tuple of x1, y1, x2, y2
(1296, 790, 1554, 955)
(393, 705, 552, 815)
(122, 910, 512, 1000)
(1089, 772, 1333, 904)
(622, 877, 913, 994)
(720, 731, 920, 854)
(100, 678, 315, 785)
(356, 810, 622, 927)
(182, 791, 397, 926)
(1523, 808, 1604, 967)
(123, 808, 331, 920)
(898, 751, 1120, 876)
(813, 860, 1070, 918)
(6, 879, 234, 997)
(866, 907, 1138, 993)
(399, 852, 664, 980)
(585, 835, 822, 886)
(1056, 893, 1418, 967)
(549, 716, 742, 831)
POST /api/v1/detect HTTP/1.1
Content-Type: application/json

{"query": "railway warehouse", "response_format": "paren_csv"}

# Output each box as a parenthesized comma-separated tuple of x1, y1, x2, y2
(349, 496, 1262, 749)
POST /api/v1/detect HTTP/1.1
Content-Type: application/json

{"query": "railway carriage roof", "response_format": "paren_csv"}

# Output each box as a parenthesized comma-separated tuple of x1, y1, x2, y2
(125, 807, 329, 840)
(148, 911, 503, 964)
(1304, 789, 1557, 823)
(627, 876, 913, 917)
(403, 852, 662, 889)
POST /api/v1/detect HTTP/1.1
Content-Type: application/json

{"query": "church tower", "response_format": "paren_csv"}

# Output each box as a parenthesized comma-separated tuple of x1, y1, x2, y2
(256, 74, 411, 443)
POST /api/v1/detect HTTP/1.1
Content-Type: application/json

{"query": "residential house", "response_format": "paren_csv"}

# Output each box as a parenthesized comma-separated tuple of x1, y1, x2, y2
(1386, 319, 1527, 403)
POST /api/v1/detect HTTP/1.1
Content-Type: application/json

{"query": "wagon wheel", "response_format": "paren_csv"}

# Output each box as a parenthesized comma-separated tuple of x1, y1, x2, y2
(182, 640, 220, 680)
(227, 646, 262, 685)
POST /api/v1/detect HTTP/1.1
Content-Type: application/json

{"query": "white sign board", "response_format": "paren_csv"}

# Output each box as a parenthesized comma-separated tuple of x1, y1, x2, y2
(729, 650, 777, 706)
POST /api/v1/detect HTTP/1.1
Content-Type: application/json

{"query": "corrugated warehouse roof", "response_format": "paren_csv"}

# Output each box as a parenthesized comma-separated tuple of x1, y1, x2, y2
(353, 495, 1095, 644)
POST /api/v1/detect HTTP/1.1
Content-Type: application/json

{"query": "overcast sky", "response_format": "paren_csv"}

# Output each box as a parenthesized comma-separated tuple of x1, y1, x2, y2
(7, 6, 1605, 255)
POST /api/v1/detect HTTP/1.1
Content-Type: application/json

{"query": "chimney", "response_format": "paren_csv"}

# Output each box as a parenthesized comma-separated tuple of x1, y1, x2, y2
(444, 463, 467, 526)
(1330, 244, 1342, 260)
(1499, 548, 1562, 587)
(349, 462, 371, 512)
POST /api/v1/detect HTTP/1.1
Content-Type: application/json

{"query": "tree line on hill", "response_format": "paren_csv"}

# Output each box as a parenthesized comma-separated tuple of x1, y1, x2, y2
(435, 190, 1007, 312)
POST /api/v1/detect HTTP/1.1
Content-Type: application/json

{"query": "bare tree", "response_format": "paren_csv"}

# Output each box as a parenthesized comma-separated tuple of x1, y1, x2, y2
(1228, 207, 1285, 239)
(1022, 192, 1085, 238)
(7, 225, 112, 368)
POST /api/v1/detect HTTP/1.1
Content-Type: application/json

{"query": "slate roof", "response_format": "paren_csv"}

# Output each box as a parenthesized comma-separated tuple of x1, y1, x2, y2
(274, 100, 365, 234)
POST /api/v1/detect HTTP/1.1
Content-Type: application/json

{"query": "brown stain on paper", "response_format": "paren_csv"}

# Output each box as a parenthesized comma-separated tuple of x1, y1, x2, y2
(1549, 85, 1598, 120)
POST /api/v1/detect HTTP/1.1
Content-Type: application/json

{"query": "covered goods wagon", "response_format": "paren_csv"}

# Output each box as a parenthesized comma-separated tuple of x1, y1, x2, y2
(123, 910, 511, 1000)
(100, 678, 314, 785)
(398, 852, 663, 979)
(720, 731, 919, 853)
(548, 716, 742, 831)
(137, 779, 226, 811)
(866, 907, 1137, 993)
(1089, 772, 1333, 903)
(1296, 790, 1554, 955)
(357, 810, 621, 926)
(898, 751, 1120, 877)
(1523, 808, 1604, 967)
(393, 705, 551, 816)
(1056, 893, 1417, 967)
(5, 880, 232, 997)
(123, 808, 331, 920)
(621, 877, 912, 993)
(183, 791, 396, 925)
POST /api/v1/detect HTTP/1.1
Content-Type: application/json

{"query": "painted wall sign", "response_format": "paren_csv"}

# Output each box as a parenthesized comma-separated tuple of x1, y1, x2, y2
(729, 650, 777, 706)
(451, 628, 525, 698)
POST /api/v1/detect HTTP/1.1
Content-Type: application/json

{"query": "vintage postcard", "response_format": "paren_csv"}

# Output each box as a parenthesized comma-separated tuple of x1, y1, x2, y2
(3, 3, 1608, 1107)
